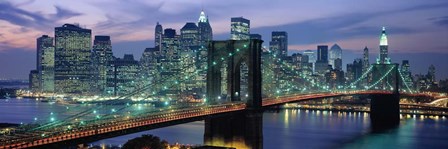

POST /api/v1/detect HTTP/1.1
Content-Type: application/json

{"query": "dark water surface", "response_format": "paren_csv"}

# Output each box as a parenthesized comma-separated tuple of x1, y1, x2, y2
(1, 99, 447, 149)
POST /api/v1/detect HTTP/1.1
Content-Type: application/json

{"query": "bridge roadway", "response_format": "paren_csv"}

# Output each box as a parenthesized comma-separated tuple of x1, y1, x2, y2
(0, 91, 433, 149)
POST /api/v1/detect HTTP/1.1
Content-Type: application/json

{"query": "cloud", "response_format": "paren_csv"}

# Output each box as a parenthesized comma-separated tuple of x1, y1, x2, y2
(430, 16, 448, 27)
(52, 5, 83, 21)
(0, 1, 83, 51)
(0, 2, 48, 30)
(0, 2, 82, 30)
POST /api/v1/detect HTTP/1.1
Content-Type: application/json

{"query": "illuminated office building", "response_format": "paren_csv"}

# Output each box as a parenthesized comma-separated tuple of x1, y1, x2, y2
(54, 24, 92, 94)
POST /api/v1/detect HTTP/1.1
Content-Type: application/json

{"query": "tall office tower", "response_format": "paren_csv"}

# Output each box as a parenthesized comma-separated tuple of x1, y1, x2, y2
(303, 50, 316, 72)
(29, 70, 39, 93)
(161, 28, 180, 61)
(291, 53, 303, 70)
(346, 59, 363, 86)
(140, 47, 159, 78)
(428, 65, 436, 83)
(36, 35, 54, 93)
(140, 47, 160, 94)
(54, 24, 92, 94)
(160, 28, 181, 95)
(196, 10, 213, 95)
(304, 50, 316, 63)
(329, 44, 342, 69)
(317, 45, 329, 63)
(230, 17, 250, 40)
(180, 23, 199, 94)
(92, 36, 113, 94)
(377, 27, 390, 64)
(401, 60, 414, 91)
(334, 58, 342, 71)
(270, 31, 288, 59)
(315, 45, 329, 75)
(250, 34, 262, 40)
(197, 10, 213, 46)
(106, 54, 140, 96)
(269, 32, 287, 92)
(361, 46, 370, 87)
(180, 22, 200, 51)
(155, 22, 163, 49)
(362, 47, 370, 73)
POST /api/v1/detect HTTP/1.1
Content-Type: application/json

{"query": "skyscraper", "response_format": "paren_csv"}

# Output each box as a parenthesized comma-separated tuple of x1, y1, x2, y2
(92, 35, 113, 94)
(329, 44, 342, 69)
(270, 31, 288, 59)
(377, 27, 390, 64)
(362, 46, 370, 73)
(303, 50, 316, 63)
(155, 22, 163, 50)
(230, 17, 250, 40)
(362, 46, 370, 87)
(29, 70, 39, 93)
(401, 60, 414, 91)
(315, 45, 329, 75)
(428, 64, 436, 83)
(197, 10, 213, 95)
(160, 28, 181, 95)
(180, 22, 200, 51)
(346, 59, 363, 86)
(54, 24, 92, 94)
(317, 45, 328, 63)
(106, 54, 139, 96)
(36, 35, 54, 93)
(197, 10, 213, 46)
(334, 58, 342, 71)
(303, 50, 316, 72)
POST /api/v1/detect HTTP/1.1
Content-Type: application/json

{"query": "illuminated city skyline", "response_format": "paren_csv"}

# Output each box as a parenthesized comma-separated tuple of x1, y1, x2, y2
(0, 0, 447, 79)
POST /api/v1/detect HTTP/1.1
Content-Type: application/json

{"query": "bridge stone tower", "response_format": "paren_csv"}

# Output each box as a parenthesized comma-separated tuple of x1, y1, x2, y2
(206, 39, 263, 109)
(370, 63, 401, 131)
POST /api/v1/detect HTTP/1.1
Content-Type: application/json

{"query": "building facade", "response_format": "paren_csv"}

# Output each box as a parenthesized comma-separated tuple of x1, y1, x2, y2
(36, 35, 55, 93)
(92, 35, 113, 94)
(329, 44, 342, 69)
(377, 27, 390, 64)
(315, 45, 329, 75)
(270, 31, 288, 59)
(106, 54, 140, 96)
(54, 24, 92, 94)
(155, 22, 163, 49)
(230, 17, 250, 40)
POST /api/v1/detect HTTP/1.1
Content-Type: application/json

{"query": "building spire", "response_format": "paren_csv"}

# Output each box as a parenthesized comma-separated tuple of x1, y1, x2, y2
(380, 26, 388, 46)
(198, 10, 207, 23)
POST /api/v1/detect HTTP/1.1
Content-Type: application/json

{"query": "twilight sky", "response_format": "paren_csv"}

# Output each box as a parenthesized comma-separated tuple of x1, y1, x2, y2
(0, 0, 447, 80)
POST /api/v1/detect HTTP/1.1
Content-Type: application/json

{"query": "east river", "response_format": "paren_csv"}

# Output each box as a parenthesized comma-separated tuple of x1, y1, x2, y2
(1, 98, 447, 149)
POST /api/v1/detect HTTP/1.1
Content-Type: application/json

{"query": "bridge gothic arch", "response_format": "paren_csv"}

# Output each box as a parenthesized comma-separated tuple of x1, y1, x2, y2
(206, 39, 263, 109)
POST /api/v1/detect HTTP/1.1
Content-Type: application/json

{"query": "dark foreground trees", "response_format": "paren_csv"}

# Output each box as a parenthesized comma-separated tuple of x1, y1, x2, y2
(122, 134, 169, 149)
